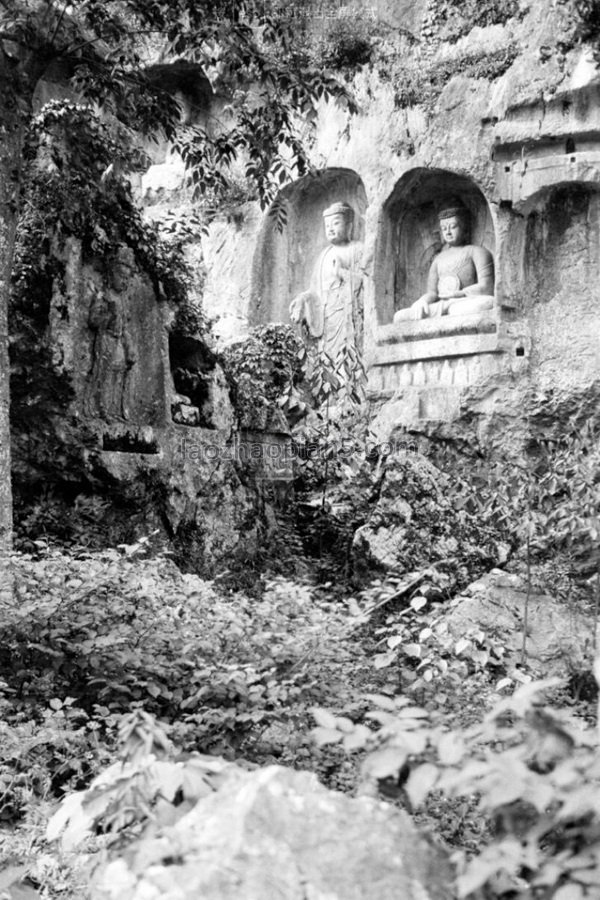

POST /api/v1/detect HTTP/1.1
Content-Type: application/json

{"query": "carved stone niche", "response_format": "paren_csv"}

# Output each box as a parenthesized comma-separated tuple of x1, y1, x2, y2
(169, 334, 219, 429)
(375, 168, 496, 324)
(139, 62, 214, 197)
(501, 181, 600, 383)
(79, 247, 169, 432)
(367, 169, 506, 412)
(249, 168, 367, 327)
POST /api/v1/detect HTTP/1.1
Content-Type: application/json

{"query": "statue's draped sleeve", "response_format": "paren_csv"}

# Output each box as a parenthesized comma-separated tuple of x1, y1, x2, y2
(303, 290, 324, 338)
(462, 245, 494, 296)
(425, 257, 440, 299)
(350, 242, 365, 353)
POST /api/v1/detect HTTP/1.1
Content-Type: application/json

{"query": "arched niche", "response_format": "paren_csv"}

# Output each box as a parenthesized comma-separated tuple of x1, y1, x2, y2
(140, 62, 213, 166)
(506, 182, 600, 317)
(499, 180, 600, 384)
(375, 169, 496, 325)
(522, 183, 600, 306)
(249, 169, 367, 326)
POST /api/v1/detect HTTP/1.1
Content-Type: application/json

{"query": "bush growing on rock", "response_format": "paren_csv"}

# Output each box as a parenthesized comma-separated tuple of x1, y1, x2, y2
(220, 324, 304, 428)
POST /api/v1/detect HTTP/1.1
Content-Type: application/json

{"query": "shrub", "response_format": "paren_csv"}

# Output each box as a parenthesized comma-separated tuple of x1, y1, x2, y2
(0, 546, 359, 760)
(312, 679, 600, 899)
(391, 46, 518, 112)
(220, 324, 305, 427)
(436, 0, 521, 41)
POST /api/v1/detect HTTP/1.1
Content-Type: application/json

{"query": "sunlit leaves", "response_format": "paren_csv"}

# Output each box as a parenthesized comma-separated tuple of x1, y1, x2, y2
(405, 762, 438, 808)
(327, 674, 600, 900)
(7, 0, 355, 211)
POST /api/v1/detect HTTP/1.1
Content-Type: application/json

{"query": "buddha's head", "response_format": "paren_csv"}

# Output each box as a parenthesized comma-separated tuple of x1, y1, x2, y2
(437, 202, 470, 247)
(323, 201, 354, 245)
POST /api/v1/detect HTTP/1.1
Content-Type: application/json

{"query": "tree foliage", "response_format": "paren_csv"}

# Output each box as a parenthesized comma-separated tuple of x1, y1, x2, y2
(0, 0, 355, 554)
(313, 681, 600, 900)
(2, 0, 354, 207)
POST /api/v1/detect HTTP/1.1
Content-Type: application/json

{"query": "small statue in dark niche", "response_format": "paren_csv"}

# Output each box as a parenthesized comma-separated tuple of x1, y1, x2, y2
(84, 247, 137, 420)
(289, 201, 365, 371)
(394, 200, 495, 322)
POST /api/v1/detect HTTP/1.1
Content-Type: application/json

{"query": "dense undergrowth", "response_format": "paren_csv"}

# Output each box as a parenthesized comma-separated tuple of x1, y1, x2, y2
(0, 543, 372, 895)
(5, 257, 600, 896)
(3, 335, 599, 896)
(0, 522, 598, 898)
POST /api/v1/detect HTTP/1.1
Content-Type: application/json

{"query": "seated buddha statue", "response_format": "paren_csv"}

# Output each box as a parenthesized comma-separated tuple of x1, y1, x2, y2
(393, 201, 495, 322)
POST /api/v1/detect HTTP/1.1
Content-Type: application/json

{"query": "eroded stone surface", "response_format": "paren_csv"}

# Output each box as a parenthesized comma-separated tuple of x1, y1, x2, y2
(92, 766, 453, 900)
(444, 569, 593, 675)
(10, 232, 273, 572)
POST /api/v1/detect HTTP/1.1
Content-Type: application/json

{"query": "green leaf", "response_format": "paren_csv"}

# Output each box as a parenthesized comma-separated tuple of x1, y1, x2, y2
(311, 707, 337, 729)
(362, 747, 408, 780)
(312, 726, 343, 747)
(343, 725, 372, 752)
(436, 732, 465, 766)
(397, 706, 428, 719)
(405, 763, 439, 808)
(363, 693, 396, 711)
(553, 886, 586, 900)
(335, 716, 355, 734)
(457, 839, 524, 897)
(46, 791, 94, 850)
(410, 596, 428, 611)
(373, 651, 395, 669)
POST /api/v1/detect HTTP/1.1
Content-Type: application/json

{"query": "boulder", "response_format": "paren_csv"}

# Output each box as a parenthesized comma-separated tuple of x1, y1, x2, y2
(92, 766, 453, 900)
(443, 569, 593, 675)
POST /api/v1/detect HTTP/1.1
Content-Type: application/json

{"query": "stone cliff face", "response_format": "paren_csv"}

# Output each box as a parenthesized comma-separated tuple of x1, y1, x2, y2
(9, 85, 297, 571)
(9, 226, 262, 571)
(12, 0, 600, 568)
(145, 0, 599, 457)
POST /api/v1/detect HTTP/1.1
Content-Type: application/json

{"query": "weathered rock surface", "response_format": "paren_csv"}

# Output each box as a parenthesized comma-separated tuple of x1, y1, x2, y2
(132, 0, 600, 460)
(10, 225, 295, 572)
(92, 766, 453, 900)
(444, 569, 592, 675)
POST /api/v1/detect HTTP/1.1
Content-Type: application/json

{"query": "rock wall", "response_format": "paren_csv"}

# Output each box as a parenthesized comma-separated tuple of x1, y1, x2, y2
(9, 228, 280, 572)
(143, 0, 600, 456)
(15, 0, 600, 564)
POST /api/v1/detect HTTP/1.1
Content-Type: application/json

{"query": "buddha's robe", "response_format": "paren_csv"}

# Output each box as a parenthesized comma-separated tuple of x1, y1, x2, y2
(395, 244, 495, 322)
(293, 240, 364, 364)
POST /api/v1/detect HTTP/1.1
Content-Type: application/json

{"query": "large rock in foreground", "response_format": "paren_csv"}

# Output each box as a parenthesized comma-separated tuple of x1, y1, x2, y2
(92, 766, 453, 900)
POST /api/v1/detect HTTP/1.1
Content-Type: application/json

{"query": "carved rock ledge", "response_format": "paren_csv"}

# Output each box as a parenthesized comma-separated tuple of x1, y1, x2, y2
(383, 311, 497, 343)
(370, 313, 500, 366)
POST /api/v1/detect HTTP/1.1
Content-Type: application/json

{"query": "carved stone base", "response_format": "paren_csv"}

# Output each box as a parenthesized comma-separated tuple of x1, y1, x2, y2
(387, 311, 497, 342)
(368, 314, 499, 367)
(368, 351, 505, 402)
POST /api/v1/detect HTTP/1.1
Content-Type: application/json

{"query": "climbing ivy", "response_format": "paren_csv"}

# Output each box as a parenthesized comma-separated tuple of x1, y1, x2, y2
(390, 45, 519, 113)
(220, 324, 304, 428)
